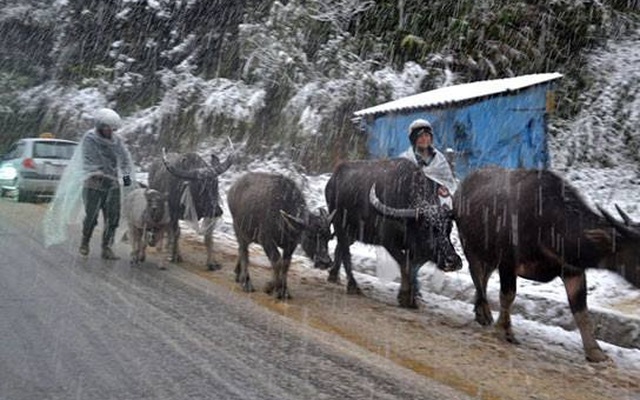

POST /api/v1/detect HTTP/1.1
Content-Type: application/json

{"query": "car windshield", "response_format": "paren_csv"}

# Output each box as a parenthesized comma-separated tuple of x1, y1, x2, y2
(33, 141, 77, 160)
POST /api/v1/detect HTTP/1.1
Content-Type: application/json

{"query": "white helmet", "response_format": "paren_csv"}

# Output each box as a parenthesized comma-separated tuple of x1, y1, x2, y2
(408, 118, 433, 145)
(408, 118, 432, 135)
(94, 108, 122, 130)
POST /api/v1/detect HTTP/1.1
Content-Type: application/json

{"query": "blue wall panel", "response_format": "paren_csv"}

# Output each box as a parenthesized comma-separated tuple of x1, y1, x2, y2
(361, 85, 551, 179)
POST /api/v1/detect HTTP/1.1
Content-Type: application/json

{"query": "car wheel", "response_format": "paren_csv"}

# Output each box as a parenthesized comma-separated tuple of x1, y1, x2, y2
(13, 178, 30, 203)
(16, 188, 30, 202)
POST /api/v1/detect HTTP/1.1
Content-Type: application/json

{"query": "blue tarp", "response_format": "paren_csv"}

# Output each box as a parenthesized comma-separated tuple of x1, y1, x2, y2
(360, 84, 551, 179)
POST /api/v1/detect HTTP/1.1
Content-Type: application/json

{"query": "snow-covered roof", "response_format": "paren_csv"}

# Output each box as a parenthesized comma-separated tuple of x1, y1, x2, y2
(354, 72, 563, 117)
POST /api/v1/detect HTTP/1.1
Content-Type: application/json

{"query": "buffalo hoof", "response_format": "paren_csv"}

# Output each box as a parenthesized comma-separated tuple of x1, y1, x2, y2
(264, 281, 274, 295)
(585, 347, 609, 363)
(327, 271, 340, 284)
(170, 254, 183, 263)
(265, 281, 291, 300)
(130, 259, 140, 267)
(207, 262, 222, 271)
(397, 292, 418, 309)
(475, 304, 494, 326)
(277, 291, 292, 300)
(241, 280, 255, 293)
(496, 327, 520, 344)
(275, 288, 292, 300)
(314, 261, 331, 270)
(346, 283, 361, 295)
(398, 300, 419, 309)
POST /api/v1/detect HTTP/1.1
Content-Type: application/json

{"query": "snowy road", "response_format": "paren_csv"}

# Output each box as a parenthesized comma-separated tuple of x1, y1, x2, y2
(0, 198, 470, 400)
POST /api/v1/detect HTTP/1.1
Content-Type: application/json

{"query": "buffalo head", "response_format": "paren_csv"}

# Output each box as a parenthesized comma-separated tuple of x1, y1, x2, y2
(369, 184, 462, 272)
(162, 150, 218, 181)
(162, 150, 227, 219)
(143, 188, 167, 247)
(281, 208, 336, 269)
(596, 205, 640, 287)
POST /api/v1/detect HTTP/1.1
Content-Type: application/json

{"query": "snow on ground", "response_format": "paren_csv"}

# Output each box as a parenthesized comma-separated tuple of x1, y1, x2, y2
(147, 157, 640, 371)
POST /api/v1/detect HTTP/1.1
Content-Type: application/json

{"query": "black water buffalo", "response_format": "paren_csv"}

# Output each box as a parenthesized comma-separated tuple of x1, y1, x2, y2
(453, 167, 640, 362)
(227, 172, 334, 299)
(148, 151, 233, 270)
(325, 158, 463, 308)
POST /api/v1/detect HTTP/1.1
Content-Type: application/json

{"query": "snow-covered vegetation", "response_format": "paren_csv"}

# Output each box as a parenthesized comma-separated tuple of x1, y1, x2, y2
(1, 0, 638, 172)
(550, 27, 640, 170)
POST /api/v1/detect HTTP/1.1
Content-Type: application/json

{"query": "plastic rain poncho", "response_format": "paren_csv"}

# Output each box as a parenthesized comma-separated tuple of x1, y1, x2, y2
(43, 129, 136, 247)
(398, 146, 458, 195)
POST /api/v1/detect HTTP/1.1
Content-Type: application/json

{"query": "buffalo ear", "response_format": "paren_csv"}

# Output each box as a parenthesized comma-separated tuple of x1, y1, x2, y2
(583, 229, 614, 252)
(280, 210, 306, 231)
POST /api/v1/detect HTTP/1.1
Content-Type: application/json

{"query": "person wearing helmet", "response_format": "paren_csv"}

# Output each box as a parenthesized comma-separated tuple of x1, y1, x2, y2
(78, 108, 134, 259)
(399, 118, 457, 200)
(398, 118, 457, 296)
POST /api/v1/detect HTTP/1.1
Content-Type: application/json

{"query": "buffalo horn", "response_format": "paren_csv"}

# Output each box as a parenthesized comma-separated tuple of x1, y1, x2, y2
(328, 208, 337, 223)
(598, 205, 640, 239)
(280, 210, 306, 229)
(369, 184, 418, 219)
(319, 208, 337, 223)
(615, 204, 634, 226)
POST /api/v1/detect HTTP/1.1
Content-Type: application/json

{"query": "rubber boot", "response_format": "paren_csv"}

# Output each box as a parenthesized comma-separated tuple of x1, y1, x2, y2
(101, 223, 120, 260)
(101, 247, 119, 260)
(79, 236, 90, 256)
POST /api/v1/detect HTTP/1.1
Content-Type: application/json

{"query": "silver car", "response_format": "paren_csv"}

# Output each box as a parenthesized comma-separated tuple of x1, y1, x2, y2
(0, 137, 78, 202)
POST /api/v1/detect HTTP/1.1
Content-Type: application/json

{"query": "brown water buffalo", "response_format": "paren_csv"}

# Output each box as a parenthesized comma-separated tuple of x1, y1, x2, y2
(325, 158, 463, 308)
(453, 167, 640, 362)
(227, 172, 334, 300)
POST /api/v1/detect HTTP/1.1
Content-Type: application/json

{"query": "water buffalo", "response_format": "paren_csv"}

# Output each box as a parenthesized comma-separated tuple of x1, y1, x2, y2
(123, 188, 170, 267)
(227, 172, 334, 300)
(148, 151, 233, 270)
(325, 158, 463, 308)
(453, 167, 640, 362)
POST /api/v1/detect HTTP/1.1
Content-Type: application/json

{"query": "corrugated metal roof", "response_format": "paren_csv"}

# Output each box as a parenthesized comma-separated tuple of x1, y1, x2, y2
(354, 72, 563, 117)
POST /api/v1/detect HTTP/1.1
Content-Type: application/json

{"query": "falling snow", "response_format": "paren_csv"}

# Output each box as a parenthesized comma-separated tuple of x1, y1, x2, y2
(1, 0, 639, 380)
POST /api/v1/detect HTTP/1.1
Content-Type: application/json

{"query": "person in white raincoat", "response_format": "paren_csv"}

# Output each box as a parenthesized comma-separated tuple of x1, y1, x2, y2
(399, 118, 457, 201)
(388, 118, 457, 290)
(43, 108, 135, 260)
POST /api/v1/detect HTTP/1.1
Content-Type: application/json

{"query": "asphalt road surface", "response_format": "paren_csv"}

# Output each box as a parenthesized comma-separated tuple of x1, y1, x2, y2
(0, 198, 470, 400)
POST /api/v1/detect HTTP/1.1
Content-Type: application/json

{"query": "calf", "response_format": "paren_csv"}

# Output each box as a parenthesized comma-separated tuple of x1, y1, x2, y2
(124, 188, 170, 267)
(227, 172, 334, 299)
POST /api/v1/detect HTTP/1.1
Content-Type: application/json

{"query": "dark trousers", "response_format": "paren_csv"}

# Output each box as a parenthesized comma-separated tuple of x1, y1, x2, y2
(82, 178, 121, 249)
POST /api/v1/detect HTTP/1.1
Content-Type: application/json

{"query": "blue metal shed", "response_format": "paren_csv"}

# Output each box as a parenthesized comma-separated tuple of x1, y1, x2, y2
(353, 73, 562, 179)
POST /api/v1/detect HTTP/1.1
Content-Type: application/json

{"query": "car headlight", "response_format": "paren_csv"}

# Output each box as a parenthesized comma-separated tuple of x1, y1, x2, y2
(0, 165, 17, 180)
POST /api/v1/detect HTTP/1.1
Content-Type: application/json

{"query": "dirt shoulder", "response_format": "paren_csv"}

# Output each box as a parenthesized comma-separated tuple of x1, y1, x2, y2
(166, 237, 639, 400)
